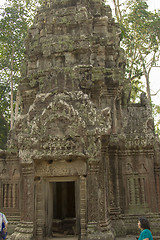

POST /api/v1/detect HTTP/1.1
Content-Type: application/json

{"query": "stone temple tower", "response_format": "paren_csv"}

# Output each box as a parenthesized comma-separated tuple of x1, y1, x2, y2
(0, 0, 160, 239)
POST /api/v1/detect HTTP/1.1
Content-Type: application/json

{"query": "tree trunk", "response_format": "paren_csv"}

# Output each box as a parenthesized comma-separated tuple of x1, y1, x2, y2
(112, 0, 123, 22)
(142, 62, 151, 104)
(15, 90, 20, 120)
(10, 46, 14, 130)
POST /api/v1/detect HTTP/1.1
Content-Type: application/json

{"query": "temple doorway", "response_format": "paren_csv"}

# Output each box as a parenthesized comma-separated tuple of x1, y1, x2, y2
(46, 179, 79, 237)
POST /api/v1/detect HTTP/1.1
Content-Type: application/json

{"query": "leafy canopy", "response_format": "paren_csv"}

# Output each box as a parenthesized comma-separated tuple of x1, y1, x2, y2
(0, 0, 42, 148)
(120, 0, 160, 101)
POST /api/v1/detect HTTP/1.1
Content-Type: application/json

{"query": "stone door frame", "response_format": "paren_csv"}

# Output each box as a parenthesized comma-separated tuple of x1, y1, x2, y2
(44, 176, 80, 236)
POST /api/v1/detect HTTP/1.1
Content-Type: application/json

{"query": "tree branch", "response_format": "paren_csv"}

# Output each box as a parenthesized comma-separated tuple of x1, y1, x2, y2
(151, 89, 160, 96)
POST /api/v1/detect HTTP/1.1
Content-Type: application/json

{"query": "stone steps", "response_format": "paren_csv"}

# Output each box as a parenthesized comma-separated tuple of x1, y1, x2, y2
(116, 236, 160, 240)
(116, 236, 136, 240)
(7, 234, 160, 240)
(47, 238, 78, 240)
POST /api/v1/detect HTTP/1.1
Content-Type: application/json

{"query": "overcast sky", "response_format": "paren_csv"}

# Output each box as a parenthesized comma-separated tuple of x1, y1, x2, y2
(107, 0, 160, 108)
(107, 0, 160, 11)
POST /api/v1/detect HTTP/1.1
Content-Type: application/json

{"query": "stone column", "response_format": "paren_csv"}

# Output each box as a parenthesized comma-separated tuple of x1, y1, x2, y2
(3, 184, 7, 208)
(155, 166, 160, 212)
(106, 89, 118, 134)
(108, 148, 126, 237)
(108, 148, 121, 215)
(99, 136, 108, 225)
(10, 164, 34, 240)
(13, 183, 16, 208)
(87, 160, 99, 235)
(99, 136, 116, 240)
(154, 140, 160, 212)
(80, 175, 87, 238)
(34, 177, 44, 240)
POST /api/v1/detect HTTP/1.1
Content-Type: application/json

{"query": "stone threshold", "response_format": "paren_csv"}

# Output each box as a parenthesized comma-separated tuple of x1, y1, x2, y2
(116, 235, 160, 240)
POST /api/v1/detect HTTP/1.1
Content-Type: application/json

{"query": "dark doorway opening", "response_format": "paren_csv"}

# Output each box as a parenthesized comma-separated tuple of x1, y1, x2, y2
(52, 181, 76, 235)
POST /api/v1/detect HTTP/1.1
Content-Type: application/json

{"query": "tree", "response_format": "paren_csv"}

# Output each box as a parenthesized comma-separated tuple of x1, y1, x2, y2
(0, 3, 29, 129)
(110, 0, 160, 103)
(0, 0, 42, 148)
(0, 113, 9, 149)
(124, 0, 159, 102)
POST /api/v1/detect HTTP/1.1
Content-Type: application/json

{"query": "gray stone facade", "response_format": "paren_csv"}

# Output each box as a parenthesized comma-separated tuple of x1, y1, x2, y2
(0, 0, 160, 239)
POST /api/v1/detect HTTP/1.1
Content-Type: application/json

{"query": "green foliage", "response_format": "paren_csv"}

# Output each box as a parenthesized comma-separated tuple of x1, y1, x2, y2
(0, 0, 42, 148)
(0, 4, 29, 79)
(6, 0, 43, 24)
(122, 0, 160, 134)
(110, 0, 160, 133)
(120, 0, 160, 102)
(0, 73, 10, 121)
(0, 113, 9, 149)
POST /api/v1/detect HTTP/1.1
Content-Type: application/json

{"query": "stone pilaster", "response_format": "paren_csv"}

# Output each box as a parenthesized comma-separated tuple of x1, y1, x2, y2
(34, 178, 44, 240)
(80, 175, 87, 238)
(108, 147, 126, 237)
(87, 160, 99, 231)
(108, 148, 121, 215)
(87, 156, 115, 240)
(10, 164, 34, 240)
(155, 166, 160, 212)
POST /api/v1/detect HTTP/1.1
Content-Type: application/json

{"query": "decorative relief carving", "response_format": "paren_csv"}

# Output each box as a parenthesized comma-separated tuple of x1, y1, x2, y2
(80, 176, 87, 236)
(124, 160, 149, 175)
(3, 0, 160, 238)
(35, 159, 86, 177)
(16, 91, 111, 164)
(12, 168, 20, 178)
(2, 169, 6, 175)
(127, 177, 146, 205)
(87, 175, 99, 223)
(122, 158, 151, 212)
(2, 182, 19, 208)
(98, 162, 106, 221)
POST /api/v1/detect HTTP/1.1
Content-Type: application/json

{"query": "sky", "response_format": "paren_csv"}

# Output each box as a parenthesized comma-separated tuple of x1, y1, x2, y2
(146, 0, 160, 107)
(0, 0, 160, 113)
(141, 0, 160, 110)
(107, 0, 160, 109)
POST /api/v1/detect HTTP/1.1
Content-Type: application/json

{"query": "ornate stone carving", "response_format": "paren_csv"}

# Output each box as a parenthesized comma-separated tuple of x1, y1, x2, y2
(1, 0, 160, 239)
(15, 91, 111, 164)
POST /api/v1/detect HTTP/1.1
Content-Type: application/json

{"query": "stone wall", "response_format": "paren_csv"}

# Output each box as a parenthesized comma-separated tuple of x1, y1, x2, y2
(0, 0, 160, 239)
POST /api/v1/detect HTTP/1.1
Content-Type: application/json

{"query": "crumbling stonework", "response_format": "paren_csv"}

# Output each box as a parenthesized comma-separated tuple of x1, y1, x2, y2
(0, 0, 160, 239)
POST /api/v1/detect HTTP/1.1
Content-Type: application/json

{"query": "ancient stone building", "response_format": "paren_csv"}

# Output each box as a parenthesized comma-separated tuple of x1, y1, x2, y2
(0, 0, 160, 239)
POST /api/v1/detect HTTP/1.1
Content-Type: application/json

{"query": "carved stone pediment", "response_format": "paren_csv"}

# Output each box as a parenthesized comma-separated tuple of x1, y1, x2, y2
(15, 91, 111, 163)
